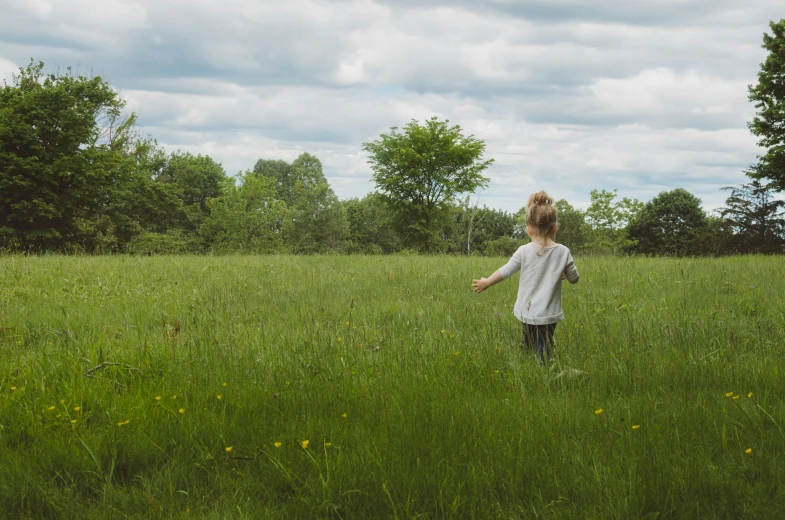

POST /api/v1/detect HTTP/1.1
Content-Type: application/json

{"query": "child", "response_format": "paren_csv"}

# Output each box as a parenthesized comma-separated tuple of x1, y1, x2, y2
(472, 191, 579, 365)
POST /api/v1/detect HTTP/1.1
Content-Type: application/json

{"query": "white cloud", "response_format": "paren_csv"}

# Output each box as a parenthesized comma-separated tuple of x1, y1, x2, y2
(1, 0, 781, 213)
(0, 58, 18, 84)
(3, 0, 149, 48)
(585, 68, 751, 127)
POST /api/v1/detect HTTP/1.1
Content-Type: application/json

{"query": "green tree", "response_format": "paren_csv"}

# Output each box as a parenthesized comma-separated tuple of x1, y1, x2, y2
(253, 159, 296, 205)
(627, 189, 707, 256)
(721, 178, 785, 253)
(286, 153, 347, 253)
(0, 61, 129, 251)
(75, 136, 187, 253)
(156, 152, 228, 235)
(584, 189, 643, 253)
(449, 199, 517, 255)
(693, 213, 734, 257)
(554, 199, 588, 252)
(251, 153, 347, 253)
(362, 117, 493, 252)
(343, 194, 402, 254)
(748, 19, 785, 191)
(201, 173, 286, 254)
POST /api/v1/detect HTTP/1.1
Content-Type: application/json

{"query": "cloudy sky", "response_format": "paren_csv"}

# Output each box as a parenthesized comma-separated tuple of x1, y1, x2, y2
(1, 0, 781, 212)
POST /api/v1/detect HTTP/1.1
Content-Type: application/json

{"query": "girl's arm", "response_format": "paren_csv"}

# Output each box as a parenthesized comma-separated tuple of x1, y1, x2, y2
(472, 270, 503, 293)
(473, 247, 522, 293)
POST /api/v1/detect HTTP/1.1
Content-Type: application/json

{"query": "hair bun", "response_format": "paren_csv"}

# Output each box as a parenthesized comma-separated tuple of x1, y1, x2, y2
(530, 191, 553, 206)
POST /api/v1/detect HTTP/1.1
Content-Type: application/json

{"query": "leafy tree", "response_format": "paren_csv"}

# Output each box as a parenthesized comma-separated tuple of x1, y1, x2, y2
(251, 153, 347, 253)
(554, 199, 588, 252)
(343, 194, 402, 254)
(721, 178, 785, 253)
(748, 19, 785, 191)
(0, 61, 129, 251)
(74, 137, 186, 253)
(362, 117, 492, 252)
(156, 152, 228, 235)
(693, 213, 734, 257)
(286, 153, 347, 253)
(627, 189, 707, 256)
(449, 200, 516, 255)
(201, 174, 286, 254)
(253, 158, 296, 205)
(584, 189, 643, 253)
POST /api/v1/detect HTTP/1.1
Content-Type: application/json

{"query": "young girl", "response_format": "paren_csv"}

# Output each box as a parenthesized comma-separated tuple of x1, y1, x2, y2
(472, 191, 579, 365)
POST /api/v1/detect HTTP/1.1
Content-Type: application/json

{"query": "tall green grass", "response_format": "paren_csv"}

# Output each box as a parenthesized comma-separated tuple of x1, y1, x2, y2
(1, 254, 784, 518)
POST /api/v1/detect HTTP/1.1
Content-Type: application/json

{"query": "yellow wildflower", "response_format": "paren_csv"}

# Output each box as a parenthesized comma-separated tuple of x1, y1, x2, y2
(47, 406, 55, 411)
(725, 392, 733, 397)
(155, 396, 161, 401)
(273, 442, 282, 448)
(337, 337, 342, 342)
(56, 414, 61, 419)
(594, 409, 604, 415)
(341, 413, 348, 419)
(353, 325, 357, 329)
(632, 425, 640, 430)
(216, 394, 223, 400)
(747, 392, 753, 398)
(74, 406, 81, 412)
(325, 442, 332, 447)
(745, 448, 752, 454)
(178, 408, 185, 414)
(733, 395, 740, 400)
(440, 329, 446, 334)
(71, 419, 77, 424)
(345, 321, 350, 326)
(118, 420, 129, 426)
(454, 351, 460, 356)
(301, 440, 309, 449)
(10, 387, 16, 392)
(171, 395, 177, 400)
(225, 446, 233, 453)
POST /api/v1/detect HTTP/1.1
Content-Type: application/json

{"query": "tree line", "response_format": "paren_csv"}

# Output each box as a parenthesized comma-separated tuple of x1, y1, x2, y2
(1, 20, 784, 256)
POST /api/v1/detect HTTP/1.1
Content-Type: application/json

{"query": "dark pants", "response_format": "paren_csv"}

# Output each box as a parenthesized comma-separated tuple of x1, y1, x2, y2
(522, 323, 557, 366)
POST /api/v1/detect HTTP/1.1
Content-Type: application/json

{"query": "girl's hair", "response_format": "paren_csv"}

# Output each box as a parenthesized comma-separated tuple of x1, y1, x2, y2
(526, 191, 558, 255)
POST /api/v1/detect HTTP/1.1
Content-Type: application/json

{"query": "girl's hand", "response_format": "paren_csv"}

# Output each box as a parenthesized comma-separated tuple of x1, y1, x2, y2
(561, 273, 567, 280)
(472, 278, 489, 293)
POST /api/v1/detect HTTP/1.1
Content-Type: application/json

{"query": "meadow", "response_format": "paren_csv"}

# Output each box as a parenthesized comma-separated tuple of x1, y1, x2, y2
(0, 254, 784, 519)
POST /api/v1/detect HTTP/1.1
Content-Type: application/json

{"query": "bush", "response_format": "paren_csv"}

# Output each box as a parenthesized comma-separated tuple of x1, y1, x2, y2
(484, 236, 522, 257)
(127, 232, 196, 255)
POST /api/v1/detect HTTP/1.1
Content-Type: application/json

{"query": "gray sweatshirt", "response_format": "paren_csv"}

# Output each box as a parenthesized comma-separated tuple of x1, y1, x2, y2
(498, 242, 579, 325)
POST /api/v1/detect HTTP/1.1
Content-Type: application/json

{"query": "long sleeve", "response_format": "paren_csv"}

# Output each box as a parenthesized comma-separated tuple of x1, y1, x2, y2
(564, 252, 579, 284)
(498, 247, 523, 280)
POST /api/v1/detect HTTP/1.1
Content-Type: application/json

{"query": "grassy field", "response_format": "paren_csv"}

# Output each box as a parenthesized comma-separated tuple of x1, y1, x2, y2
(1, 254, 784, 519)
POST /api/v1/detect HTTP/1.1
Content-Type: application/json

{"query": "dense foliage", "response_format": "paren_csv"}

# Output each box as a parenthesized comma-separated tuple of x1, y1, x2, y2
(362, 118, 492, 252)
(1, 58, 784, 256)
(748, 19, 785, 191)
